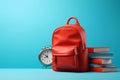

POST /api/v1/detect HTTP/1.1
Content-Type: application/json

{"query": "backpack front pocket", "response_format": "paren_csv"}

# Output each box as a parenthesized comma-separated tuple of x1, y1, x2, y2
(52, 48, 78, 71)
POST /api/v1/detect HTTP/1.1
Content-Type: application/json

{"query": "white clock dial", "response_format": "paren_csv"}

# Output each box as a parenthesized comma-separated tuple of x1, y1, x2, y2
(39, 49, 52, 65)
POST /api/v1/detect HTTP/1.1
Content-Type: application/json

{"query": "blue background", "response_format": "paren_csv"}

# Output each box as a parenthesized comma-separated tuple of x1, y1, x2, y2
(0, 0, 120, 68)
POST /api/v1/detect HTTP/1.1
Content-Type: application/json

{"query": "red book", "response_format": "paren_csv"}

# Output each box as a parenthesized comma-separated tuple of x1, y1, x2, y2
(90, 67, 116, 72)
(87, 47, 109, 53)
(89, 58, 111, 64)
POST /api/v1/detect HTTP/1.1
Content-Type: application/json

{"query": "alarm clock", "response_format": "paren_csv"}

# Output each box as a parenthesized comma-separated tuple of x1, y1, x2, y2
(38, 46, 52, 68)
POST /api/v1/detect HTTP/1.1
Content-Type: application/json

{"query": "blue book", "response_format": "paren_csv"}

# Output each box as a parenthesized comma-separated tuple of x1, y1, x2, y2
(90, 64, 116, 68)
(88, 52, 113, 58)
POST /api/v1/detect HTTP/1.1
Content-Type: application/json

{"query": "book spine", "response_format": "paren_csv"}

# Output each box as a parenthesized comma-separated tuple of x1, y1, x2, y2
(89, 59, 103, 64)
(90, 67, 103, 72)
(87, 48, 94, 53)
(90, 67, 116, 72)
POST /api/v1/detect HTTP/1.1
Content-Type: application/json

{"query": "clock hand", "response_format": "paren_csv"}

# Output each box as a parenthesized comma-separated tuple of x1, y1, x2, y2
(44, 55, 48, 58)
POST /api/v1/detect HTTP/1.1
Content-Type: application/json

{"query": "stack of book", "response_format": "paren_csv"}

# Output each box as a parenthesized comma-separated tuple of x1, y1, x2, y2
(87, 47, 116, 72)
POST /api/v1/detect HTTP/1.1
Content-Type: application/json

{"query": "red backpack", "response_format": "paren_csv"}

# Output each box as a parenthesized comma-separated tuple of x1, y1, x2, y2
(52, 17, 88, 72)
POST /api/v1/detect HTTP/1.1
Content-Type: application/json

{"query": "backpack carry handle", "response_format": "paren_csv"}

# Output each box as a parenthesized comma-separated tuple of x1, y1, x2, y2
(66, 16, 79, 25)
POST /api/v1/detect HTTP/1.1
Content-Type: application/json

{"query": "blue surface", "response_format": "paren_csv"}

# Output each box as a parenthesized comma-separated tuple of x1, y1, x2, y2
(0, 69, 120, 80)
(0, 0, 120, 68)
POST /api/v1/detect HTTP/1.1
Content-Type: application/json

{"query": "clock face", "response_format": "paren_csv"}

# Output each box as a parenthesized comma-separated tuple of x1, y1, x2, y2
(39, 49, 52, 65)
